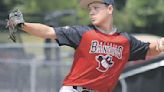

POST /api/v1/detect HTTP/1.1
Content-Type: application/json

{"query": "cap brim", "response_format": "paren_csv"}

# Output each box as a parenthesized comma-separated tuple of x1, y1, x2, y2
(79, 0, 103, 9)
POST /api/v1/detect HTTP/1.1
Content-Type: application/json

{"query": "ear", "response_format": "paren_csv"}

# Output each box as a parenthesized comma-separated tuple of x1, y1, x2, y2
(107, 5, 113, 15)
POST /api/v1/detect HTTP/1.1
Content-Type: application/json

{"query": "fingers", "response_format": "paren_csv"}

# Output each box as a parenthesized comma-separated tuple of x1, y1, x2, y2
(159, 38, 164, 51)
(157, 38, 164, 52)
(9, 32, 16, 42)
(6, 18, 17, 42)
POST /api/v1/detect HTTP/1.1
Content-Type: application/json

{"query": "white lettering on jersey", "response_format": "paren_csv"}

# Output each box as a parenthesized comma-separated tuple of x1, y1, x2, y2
(89, 40, 123, 59)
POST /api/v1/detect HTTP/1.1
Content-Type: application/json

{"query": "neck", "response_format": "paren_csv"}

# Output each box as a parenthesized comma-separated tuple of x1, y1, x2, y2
(97, 22, 113, 34)
(100, 23, 113, 31)
(97, 17, 113, 32)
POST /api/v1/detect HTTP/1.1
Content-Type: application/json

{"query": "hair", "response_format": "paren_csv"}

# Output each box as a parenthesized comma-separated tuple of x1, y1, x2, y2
(104, 3, 109, 6)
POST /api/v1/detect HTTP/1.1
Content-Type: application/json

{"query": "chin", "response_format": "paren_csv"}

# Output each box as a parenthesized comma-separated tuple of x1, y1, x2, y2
(91, 21, 100, 26)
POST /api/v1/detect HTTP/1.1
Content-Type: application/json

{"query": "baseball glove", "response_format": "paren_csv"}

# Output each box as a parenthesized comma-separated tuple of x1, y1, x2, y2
(6, 9, 24, 42)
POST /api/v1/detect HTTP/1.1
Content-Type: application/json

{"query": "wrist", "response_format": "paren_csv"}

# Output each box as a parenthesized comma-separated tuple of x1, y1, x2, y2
(17, 23, 24, 30)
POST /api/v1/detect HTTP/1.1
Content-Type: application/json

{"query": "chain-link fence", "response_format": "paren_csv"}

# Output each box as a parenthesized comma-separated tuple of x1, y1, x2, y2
(0, 43, 74, 92)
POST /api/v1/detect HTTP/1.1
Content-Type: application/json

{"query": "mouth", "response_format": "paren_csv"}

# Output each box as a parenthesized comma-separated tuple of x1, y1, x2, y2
(90, 17, 96, 21)
(91, 18, 95, 21)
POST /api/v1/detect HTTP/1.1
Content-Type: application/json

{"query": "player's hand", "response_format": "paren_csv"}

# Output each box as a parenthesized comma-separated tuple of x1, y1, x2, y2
(6, 9, 25, 42)
(157, 38, 164, 52)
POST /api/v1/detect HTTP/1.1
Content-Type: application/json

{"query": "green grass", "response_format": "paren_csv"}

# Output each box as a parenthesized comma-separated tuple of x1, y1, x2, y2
(0, 32, 44, 43)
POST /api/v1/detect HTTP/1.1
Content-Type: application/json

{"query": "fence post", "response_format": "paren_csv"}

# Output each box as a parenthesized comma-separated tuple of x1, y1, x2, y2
(120, 79, 127, 92)
(54, 46, 62, 91)
(30, 59, 36, 92)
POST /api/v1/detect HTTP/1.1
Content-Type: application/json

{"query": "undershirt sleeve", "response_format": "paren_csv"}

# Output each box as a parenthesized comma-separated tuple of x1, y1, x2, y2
(54, 25, 91, 49)
(122, 33, 150, 61)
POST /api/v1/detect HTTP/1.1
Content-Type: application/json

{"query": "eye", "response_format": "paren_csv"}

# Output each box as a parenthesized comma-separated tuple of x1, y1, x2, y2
(94, 6, 100, 10)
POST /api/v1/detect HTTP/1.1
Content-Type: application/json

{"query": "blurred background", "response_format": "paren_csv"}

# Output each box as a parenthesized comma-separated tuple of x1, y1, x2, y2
(0, 0, 164, 92)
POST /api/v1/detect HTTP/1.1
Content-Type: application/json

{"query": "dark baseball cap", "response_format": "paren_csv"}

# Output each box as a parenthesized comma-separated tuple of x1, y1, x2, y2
(79, 0, 114, 9)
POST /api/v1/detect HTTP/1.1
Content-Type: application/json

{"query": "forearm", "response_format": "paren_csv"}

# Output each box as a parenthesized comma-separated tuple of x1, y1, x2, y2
(22, 23, 56, 39)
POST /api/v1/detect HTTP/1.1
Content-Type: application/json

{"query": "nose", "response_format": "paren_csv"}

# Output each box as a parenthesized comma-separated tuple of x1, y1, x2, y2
(89, 8, 96, 16)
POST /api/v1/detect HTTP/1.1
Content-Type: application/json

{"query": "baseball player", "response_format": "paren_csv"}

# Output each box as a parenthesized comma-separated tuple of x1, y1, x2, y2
(6, 0, 164, 92)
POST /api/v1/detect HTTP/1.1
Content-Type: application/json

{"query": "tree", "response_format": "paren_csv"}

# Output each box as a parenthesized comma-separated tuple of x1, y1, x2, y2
(2, 0, 163, 36)
(0, 0, 23, 12)
(114, 0, 164, 36)
(18, 0, 77, 13)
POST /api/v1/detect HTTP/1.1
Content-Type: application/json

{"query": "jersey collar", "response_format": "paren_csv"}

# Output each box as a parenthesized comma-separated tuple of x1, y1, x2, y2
(94, 26, 117, 35)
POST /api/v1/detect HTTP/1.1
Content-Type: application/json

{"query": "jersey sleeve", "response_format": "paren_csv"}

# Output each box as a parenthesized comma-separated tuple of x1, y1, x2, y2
(54, 25, 91, 48)
(122, 33, 150, 61)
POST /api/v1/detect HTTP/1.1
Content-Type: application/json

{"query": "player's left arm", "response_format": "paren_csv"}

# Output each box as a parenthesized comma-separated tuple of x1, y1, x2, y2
(146, 38, 164, 56)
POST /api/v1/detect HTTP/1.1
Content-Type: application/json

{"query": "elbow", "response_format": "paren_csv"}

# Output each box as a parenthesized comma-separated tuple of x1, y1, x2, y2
(43, 27, 56, 40)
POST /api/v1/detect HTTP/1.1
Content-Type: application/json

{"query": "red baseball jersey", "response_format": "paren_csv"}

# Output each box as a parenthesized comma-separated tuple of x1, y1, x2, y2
(54, 25, 149, 92)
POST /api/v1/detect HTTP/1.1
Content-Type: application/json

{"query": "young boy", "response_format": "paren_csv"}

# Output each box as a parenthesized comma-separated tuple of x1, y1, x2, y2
(7, 0, 164, 92)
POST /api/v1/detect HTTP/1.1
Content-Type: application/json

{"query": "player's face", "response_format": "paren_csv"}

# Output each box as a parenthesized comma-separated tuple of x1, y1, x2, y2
(88, 2, 113, 26)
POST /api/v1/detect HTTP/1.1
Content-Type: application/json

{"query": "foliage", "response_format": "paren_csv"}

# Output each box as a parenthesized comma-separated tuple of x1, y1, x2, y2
(114, 0, 164, 36)
(20, 0, 77, 13)
(1, 0, 164, 36)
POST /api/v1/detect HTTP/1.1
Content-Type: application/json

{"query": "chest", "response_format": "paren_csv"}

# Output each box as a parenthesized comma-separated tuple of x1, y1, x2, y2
(78, 30, 130, 54)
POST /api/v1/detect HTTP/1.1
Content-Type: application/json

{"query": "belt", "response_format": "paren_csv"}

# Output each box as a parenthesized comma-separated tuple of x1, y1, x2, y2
(73, 86, 94, 92)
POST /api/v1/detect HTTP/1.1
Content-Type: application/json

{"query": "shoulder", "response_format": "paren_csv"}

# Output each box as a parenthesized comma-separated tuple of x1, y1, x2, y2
(58, 25, 94, 30)
(119, 32, 133, 41)
(54, 24, 95, 33)
(70, 24, 95, 32)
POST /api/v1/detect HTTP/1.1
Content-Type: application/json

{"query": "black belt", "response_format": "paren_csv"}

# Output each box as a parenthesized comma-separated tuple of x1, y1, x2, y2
(73, 86, 90, 92)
